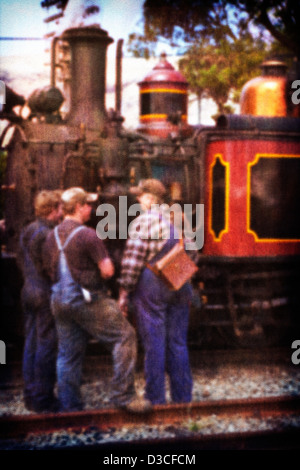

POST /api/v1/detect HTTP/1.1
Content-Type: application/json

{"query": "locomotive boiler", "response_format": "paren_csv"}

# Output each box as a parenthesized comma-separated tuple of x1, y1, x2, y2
(1, 24, 300, 350)
(1, 26, 130, 254)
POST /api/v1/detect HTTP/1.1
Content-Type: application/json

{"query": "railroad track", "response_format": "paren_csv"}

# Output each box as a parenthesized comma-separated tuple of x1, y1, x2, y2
(1, 396, 299, 450)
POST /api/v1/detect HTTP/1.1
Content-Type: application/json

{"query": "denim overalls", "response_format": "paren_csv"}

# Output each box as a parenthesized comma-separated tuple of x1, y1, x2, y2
(20, 220, 57, 409)
(133, 223, 193, 405)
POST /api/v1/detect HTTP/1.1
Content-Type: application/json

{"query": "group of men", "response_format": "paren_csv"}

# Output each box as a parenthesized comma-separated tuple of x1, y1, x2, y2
(19, 179, 193, 414)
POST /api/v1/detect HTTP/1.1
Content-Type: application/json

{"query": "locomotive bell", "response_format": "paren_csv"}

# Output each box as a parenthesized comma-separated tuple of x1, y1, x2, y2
(138, 53, 191, 138)
(240, 60, 289, 117)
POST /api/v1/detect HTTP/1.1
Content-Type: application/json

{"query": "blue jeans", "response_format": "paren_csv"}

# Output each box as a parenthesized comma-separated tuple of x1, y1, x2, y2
(22, 281, 57, 407)
(52, 293, 137, 411)
(133, 268, 193, 405)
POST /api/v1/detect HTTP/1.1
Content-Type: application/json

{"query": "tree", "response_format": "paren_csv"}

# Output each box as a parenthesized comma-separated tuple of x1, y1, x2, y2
(128, 1, 298, 119)
(128, 1, 239, 56)
(141, 0, 300, 59)
(179, 33, 267, 117)
(230, 0, 300, 59)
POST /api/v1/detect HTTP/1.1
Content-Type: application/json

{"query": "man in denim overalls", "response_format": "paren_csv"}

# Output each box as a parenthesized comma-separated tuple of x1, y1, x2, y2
(119, 179, 193, 405)
(19, 190, 62, 412)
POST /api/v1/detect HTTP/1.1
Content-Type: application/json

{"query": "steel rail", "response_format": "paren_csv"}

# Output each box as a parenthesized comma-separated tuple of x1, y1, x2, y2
(0, 395, 299, 440)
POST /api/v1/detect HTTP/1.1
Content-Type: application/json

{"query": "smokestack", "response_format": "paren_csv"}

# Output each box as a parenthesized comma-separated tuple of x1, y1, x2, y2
(61, 26, 113, 129)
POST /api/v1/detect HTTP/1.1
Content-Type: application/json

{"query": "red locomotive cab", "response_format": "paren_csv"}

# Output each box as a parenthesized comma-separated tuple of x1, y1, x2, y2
(203, 138, 300, 258)
(138, 53, 192, 138)
(202, 60, 300, 259)
(195, 60, 300, 345)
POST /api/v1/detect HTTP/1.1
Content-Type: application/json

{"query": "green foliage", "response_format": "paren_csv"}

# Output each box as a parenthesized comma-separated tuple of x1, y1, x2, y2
(142, 0, 300, 58)
(143, 0, 238, 44)
(128, 1, 298, 115)
(178, 33, 267, 115)
(229, 0, 300, 58)
(128, 33, 154, 58)
(0, 150, 8, 178)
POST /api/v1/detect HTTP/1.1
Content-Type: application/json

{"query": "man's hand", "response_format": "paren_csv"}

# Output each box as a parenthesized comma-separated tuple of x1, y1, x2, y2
(118, 288, 128, 317)
(98, 257, 115, 279)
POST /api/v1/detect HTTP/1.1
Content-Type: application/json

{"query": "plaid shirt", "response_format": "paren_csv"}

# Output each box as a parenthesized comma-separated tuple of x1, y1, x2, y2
(118, 208, 171, 292)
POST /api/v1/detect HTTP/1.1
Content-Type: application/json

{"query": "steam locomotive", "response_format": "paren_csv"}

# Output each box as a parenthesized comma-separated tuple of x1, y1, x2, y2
(1, 24, 300, 350)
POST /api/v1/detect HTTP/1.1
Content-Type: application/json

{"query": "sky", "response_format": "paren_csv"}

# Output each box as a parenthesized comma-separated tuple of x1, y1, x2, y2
(0, 0, 145, 57)
(0, 0, 219, 128)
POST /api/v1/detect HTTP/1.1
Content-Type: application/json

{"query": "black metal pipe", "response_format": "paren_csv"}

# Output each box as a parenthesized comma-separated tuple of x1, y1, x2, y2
(115, 39, 123, 114)
(217, 114, 300, 133)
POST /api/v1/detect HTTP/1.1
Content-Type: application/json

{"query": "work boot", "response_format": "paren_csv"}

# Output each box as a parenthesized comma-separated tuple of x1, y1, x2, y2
(24, 396, 60, 413)
(32, 397, 60, 413)
(24, 396, 36, 412)
(121, 396, 152, 413)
